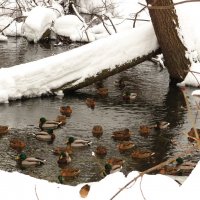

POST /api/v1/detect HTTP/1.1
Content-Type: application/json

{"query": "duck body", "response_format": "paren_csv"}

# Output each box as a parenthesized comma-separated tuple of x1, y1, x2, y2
(85, 98, 96, 109)
(154, 121, 170, 129)
(56, 115, 67, 125)
(139, 125, 151, 137)
(39, 117, 61, 131)
(122, 91, 137, 101)
(10, 138, 26, 152)
(95, 145, 107, 157)
(53, 144, 73, 155)
(59, 168, 80, 182)
(34, 129, 55, 142)
(117, 141, 135, 152)
(92, 125, 103, 138)
(131, 150, 155, 159)
(60, 106, 72, 117)
(16, 153, 46, 168)
(66, 137, 92, 147)
(112, 128, 132, 141)
(57, 152, 71, 166)
(0, 125, 9, 135)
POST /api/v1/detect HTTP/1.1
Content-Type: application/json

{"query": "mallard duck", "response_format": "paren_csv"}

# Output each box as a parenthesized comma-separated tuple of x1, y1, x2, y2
(0, 125, 9, 135)
(139, 125, 151, 137)
(117, 141, 135, 152)
(131, 150, 155, 159)
(16, 152, 46, 168)
(101, 163, 122, 177)
(111, 128, 132, 141)
(154, 121, 170, 129)
(52, 143, 73, 155)
(97, 87, 108, 97)
(33, 129, 55, 143)
(85, 98, 96, 109)
(39, 117, 61, 131)
(59, 106, 72, 117)
(57, 152, 71, 166)
(58, 168, 80, 183)
(56, 115, 67, 125)
(66, 137, 92, 147)
(95, 145, 107, 157)
(107, 157, 125, 166)
(10, 138, 26, 152)
(92, 125, 103, 138)
(122, 91, 137, 101)
(79, 184, 90, 198)
(187, 127, 200, 142)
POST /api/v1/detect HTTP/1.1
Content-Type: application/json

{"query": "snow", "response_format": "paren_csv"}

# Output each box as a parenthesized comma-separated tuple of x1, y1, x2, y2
(1, 0, 200, 199)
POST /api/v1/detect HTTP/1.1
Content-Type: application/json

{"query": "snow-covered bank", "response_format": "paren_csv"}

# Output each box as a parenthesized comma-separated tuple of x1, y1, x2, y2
(1, 160, 200, 200)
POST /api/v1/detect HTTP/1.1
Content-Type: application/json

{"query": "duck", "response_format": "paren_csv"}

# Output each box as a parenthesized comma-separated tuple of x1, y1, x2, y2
(111, 128, 132, 141)
(33, 129, 55, 143)
(107, 157, 125, 166)
(52, 143, 73, 155)
(79, 184, 90, 198)
(16, 152, 46, 168)
(85, 98, 96, 109)
(139, 125, 151, 137)
(154, 121, 170, 129)
(0, 125, 9, 135)
(92, 125, 103, 138)
(66, 136, 92, 147)
(39, 117, 61, 131)
(101, 163, 122, 177)
(55, 115, 67, 125)
(95, 145, 107, 157)
(59, 106, 72, 117)
(57, 152, 72, 166)
(131, 149, 155, 159)
(97, 87, 108, 97)
(117, 141, 135, 152)
(122, 91, 137, 101)
(10, 138, 26, 152)
(58, 168, 80, 183)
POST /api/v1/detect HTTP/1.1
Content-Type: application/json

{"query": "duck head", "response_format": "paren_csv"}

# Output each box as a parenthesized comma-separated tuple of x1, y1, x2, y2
(16, 152, 27, 161)
(68, 137, 75, 144)
(40, 117, 46, 124)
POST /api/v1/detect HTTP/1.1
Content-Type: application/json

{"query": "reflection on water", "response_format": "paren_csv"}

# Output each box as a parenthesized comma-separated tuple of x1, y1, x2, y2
(0, 38, 199, 185)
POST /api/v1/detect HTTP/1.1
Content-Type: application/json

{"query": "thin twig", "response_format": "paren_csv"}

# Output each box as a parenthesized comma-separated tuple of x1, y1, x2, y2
(110, 147, 195, 200)
(35, 185, 39, 200)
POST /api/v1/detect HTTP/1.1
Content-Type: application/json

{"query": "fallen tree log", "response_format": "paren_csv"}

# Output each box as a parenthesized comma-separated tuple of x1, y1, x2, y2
(56, 50, 159, 93)
(0, 23, 159, 103)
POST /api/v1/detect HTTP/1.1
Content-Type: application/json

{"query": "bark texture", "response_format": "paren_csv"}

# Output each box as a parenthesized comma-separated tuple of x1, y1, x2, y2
(53, 50, 159, 93)
(146, 0, 191, 82)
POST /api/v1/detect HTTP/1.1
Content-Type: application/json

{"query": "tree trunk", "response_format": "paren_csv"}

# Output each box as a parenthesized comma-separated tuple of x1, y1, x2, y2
(146, 0, 191, 83)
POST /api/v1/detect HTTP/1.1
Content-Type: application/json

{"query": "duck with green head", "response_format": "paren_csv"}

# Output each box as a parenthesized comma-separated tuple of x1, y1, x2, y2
(16, 152, 46, 168)
(39, 117, 61, 131)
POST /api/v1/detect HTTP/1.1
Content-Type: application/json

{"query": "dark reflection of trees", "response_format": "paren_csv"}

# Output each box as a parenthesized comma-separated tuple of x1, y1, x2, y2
(150, 85, 186, 165)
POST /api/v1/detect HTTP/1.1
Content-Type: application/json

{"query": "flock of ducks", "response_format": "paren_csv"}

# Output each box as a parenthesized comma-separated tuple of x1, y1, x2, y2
(0, 79, 194, 189)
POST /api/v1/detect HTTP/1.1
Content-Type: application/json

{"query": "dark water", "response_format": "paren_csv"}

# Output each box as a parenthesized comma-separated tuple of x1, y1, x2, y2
(0, 37, 199, 186)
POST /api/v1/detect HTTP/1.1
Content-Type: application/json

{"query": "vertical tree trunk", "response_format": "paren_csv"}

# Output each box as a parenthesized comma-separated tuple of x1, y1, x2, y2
(146, 0, 191, 83)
